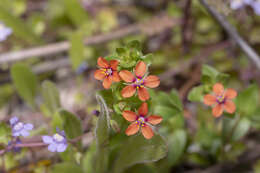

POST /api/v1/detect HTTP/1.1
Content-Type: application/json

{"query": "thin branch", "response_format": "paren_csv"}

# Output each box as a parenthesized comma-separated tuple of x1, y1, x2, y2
(199, 0, 260, 70)
(0, 132, 93, 156)
(0, 15, 180, 64)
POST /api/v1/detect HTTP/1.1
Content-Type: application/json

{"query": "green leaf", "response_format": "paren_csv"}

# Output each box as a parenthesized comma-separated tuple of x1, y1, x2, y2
(116, 47, 127, 56)
(52, 162, 83, 173)
(69, 32, 85, 70)
(187, 85, 204, 102)
(0, 122, 11, 144)
(202, 64, 219, 78)
(0, 6, 41, 43)
(59, 110, 83, 139)
(232, 118, 251, 141)
(168, 90, 183, 111)
(168, 129, 187, 165)
(41, 80, 61, 114)
(113, 133, 167, 173)
(126, 40, 141, 51)
(11, 63, 38, 108)
(94, 94, 111, 173)
(64, 0, 89, 26)
(236, 84, 259, 116)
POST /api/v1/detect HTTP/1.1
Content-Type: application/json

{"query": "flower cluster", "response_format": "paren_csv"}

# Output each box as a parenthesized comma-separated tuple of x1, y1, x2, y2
(8, 116, 68, 153)
(0, 22, 12, 42)
(42, 129, 68, 153)
(94, 57, 162, 139)
(204, 83, 237, 117)
(230, 0, 260, 15)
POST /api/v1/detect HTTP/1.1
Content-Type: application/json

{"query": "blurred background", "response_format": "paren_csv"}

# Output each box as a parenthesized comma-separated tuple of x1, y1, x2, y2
(0, 0, 260, 172)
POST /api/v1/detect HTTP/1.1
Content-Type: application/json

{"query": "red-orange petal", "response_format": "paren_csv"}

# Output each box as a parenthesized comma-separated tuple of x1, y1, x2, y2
(123, 111, 138, 122)
(112, 71, 121, 82)
(135, 61, 146, 77)
(137, 87, 150, 101)
(147, 115, 162, 125)
(121, 85, 136, 98)
(119, 70, 135, 83)
(212, 104, 223, 117)
(102, 76, 112, 89)
(213, 83, 224, 96)
(110, 60, 119, 70)
(144, 75, 160, 88)
(138, 102, 148, 116)
(224, 100, 236, 114)
(97, 57, 109, 68)
(94, 69, 106, 81)
(141, 124, 154, 139)
(125, 123, 139, 136)
(204, 94, 217, 106)
(224, 89, 237, 99)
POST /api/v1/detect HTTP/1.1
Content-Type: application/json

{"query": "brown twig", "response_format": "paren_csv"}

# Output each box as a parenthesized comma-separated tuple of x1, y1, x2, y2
(0, 132, 93, 156)
(0, 15, 180, 64)
(200, 0, 260, 71)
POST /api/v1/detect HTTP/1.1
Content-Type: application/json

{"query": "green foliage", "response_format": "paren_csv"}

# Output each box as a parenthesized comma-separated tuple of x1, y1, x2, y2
(168, 129, 187, 166)
(63, 0, 89, 27)
(236, 84, 259, 116)
(41, 80, 61, 114)
(152, 90, 183, 120)
(59, 110, 83, 139)
(113, 134, 167, 173)
(11, 63, 39, 108)
(69, 31, 85, 70)
(0, 122, 11, 144)
(94, 94, 110, 173)
(0, 6, 41, 43)
(188, 86, 204, 102)
(52, 162, 83, 173)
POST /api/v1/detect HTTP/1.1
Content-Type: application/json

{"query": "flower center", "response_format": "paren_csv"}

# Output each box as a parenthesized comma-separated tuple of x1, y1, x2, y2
(14, 122, 23, 131)
(134, 77, 144, 88)
(136, 116, 146, 127)
(53, 133, 64, 142)
(217, 94, 225, 104)
(102, 68, 113, 76)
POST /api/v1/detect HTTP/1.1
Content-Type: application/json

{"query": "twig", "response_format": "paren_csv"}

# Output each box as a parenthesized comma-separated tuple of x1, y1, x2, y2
(0, 15, 180, 64)
(0, 132, 93, 156)
(182, 0, 193, 53)
(199, 0, 260, 71)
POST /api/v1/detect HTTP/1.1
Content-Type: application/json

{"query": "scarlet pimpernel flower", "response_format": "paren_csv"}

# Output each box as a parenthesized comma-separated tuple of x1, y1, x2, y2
(94, 57, 120, 89)
(204, 83, 237, 117)
(119, 61, 160, 101)
(122, 102, 162, 139)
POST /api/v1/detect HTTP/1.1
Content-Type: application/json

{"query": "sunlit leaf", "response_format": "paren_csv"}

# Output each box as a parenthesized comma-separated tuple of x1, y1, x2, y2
(52, 162, 83, 173)
(11, 63, 38, 108)
(113, 133, 167, 173)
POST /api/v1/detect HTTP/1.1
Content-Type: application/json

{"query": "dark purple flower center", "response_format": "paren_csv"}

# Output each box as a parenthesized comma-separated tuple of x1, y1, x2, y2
(133, 77, 145, 88)
(136, 116, 147, 127)
(216, 94, 226, 104)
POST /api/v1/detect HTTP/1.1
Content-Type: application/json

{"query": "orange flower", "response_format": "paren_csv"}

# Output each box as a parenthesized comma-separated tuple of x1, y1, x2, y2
(94, 57, 120, 89)
(204, 83, 237, 117)
(122, 102, 162, 139)
(119, 61, 160, 101)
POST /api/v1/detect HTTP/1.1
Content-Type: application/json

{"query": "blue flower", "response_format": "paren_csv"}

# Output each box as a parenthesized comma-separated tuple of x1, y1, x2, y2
(8, 138, 22, 153)
(76, 62, 88, 74)
(10, 117, 34, 137)
(230, 0, 246, 9)
(42, 130, 67, 152)
(0, 22, 12, 42)
(251, 1, 260, 15)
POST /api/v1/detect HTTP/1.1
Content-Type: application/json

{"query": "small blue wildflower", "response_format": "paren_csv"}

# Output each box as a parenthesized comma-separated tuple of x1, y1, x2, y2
(7, 138, 22, 153)
(230, 0, 245, 9)
(10, 116, 33, 137)
(42, 130, 67, 152)
(251, 1, 260, 15)
(0, 22, 12, 42)
(76, 62, 88, 74)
